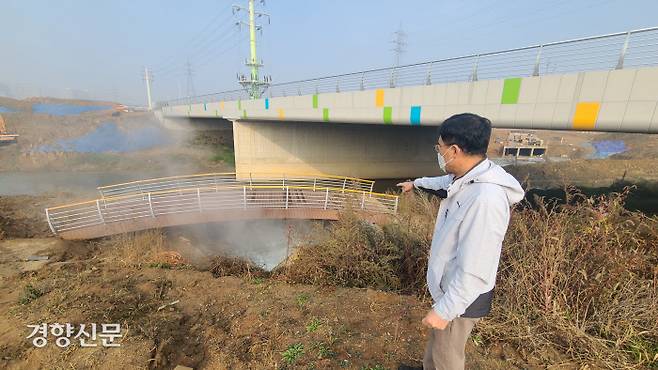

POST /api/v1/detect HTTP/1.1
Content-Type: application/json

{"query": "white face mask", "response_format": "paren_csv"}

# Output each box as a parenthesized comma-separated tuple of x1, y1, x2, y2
(437, 147, 455, 172)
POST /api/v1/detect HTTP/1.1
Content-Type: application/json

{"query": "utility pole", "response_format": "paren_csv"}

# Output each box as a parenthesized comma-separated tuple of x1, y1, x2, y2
(143, 66, 153, 111)
(233, 0, 271, 99)
(185, 60, 196, 102)
(390, 23, 407, 88)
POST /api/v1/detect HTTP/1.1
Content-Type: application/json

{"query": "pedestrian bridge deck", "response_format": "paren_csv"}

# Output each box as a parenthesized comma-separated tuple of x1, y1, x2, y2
(45, 172, 399, 240)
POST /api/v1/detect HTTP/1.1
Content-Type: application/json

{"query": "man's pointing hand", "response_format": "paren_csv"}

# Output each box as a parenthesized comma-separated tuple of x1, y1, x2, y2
(396, 180, 414, 193)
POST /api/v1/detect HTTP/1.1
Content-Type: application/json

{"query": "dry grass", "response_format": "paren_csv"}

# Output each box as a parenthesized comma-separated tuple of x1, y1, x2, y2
(209, 255, 268, 279)
(483, 188, 658, 368)
(103, 229, 168, 266)
(281, 187, 658, 368)
(280, 210, 401, 291)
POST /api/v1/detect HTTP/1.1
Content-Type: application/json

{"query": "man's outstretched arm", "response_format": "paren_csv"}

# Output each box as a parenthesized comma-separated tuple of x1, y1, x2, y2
(413, 175, 453, 191)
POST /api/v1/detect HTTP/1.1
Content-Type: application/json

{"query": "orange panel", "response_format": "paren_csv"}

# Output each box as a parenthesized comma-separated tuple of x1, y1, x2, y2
(278, 108, 285, 120)
(375, 89, 385, 107)
(573, 102, 600, 130)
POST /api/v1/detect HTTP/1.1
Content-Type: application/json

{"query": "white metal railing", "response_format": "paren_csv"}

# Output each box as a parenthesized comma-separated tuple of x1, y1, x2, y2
(46, 185, 398, 235)
(159, 26, 658, 107)
(97, 172, 375, 198)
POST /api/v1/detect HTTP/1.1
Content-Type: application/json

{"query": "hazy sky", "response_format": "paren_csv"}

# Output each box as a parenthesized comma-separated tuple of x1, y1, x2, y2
(1, 0, 657, 105)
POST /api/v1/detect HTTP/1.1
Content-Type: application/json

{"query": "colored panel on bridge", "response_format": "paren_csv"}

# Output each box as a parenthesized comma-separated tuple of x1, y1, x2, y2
(410, 106, 421, 125)
(242, 110, 247, 119)
(278, 109, 285, 119)
(375, 89, 385, 107)
(323, 108, 330, 122)
(573, 102, 600, 130)
(265, 98, 270, 110)
(501, 78, 522, 104)
(383, 106, 393, 124)
(238, 100, 242, 110)
(203, 103, 207, 111)
(220, 101, 225, 110)
(312, 94, 319, 108)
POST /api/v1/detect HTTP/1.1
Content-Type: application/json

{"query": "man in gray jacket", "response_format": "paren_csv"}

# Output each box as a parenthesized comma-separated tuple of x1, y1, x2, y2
(397, 113, 524, 370)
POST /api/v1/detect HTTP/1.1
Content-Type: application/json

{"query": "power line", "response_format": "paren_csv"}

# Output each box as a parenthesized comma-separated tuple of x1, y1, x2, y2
(150, 14, 237, 77)
(430, 0, 586, 48)
(157, 34, 248, 102)
(151, 30, 246, 83)
(149, 5, 234, 73)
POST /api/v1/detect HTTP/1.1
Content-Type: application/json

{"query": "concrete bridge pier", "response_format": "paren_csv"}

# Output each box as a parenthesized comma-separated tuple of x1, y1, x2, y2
(232, 120, 441, 180)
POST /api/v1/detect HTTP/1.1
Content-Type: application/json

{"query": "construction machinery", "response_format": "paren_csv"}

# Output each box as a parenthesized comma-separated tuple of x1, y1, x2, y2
(0, 114, 18, 145)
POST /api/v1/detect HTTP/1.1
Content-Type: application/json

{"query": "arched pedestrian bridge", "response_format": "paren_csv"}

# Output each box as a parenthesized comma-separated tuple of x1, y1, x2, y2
(45, 173, 399, 240)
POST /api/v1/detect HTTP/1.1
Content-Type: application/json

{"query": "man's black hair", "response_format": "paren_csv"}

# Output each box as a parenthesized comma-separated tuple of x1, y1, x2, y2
(437, 113, 491, 156)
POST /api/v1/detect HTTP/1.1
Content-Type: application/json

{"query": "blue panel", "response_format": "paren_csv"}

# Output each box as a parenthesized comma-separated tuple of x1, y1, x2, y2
(265, 98, 270, 110)
(410, 106, 421, 125)
(203, 103, 207, 111)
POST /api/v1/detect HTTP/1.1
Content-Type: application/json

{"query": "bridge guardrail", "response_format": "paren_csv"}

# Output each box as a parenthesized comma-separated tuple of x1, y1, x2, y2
(160, 26, 658, 107)
(97, 172, 375, 198)
(46, 185, 398, 235)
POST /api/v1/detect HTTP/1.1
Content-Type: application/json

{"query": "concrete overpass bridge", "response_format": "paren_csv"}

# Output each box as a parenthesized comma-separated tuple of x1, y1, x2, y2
(45, 173, 398, 240)
(159, 26, 658, 179)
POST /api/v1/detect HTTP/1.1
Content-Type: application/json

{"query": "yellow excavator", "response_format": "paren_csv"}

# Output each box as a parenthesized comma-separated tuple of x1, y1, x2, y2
(0, 114, 18, 145)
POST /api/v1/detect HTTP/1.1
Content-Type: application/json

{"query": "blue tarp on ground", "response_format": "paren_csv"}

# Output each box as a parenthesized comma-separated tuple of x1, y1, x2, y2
(592, 140, 627, 158)
(32, 103, 111, 116)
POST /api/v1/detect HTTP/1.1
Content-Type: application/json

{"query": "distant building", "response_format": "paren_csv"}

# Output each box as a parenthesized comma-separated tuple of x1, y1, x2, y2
(502, 131, 547, 157)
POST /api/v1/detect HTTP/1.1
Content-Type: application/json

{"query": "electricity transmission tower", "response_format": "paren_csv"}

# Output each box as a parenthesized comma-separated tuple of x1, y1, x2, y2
(185, 60, 196, 102)
(390, 23, 407, 87)
(233, 0, 271, 99)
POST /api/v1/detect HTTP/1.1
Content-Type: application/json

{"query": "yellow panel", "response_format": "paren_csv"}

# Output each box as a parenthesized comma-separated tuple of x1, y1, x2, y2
(375, 89, 385, 107)
(220, 101, 225, 110)
(278, 108, 285, 120)
(572, 102, 600, 130)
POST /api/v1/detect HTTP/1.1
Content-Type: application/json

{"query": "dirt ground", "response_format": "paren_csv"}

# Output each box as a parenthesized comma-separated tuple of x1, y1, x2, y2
(505, 158, 658, 188)
(0, 194, 70, 239)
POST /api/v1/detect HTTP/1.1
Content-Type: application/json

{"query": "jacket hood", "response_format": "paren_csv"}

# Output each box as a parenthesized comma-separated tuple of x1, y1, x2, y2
(454, 159, 525, 205)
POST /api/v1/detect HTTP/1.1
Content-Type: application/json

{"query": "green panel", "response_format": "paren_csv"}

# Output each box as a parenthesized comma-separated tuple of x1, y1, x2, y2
(501, 78, 522, 104)
(238, 100, 242, 110)
(322, 108, 329, 122)
(312, 94, 318, 108)
(242, 110, 247, 119)
(383, 106, 392, 124)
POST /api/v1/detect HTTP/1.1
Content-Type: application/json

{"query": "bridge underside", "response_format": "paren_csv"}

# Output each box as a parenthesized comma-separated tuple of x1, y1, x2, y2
(57, 208, 391, 240)
(232, 120, 440, 179)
